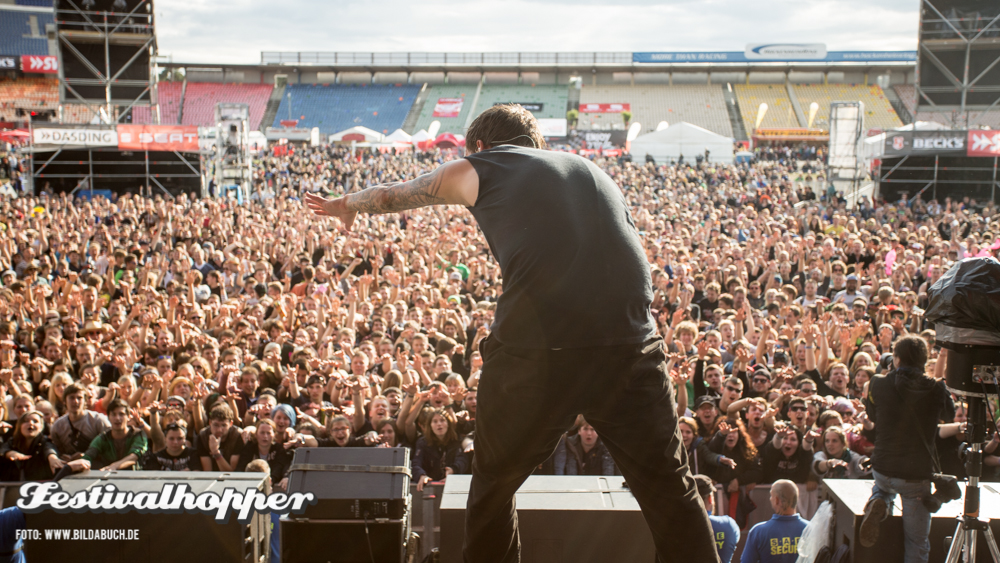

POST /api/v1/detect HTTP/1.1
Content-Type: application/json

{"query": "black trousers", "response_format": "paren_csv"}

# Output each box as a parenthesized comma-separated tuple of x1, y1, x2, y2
(463, 335, 719, 563)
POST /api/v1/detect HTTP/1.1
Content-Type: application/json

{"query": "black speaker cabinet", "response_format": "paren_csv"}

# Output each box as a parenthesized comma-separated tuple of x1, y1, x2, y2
(22, 471, 270, 563)
(287, 447, 410, 520)
(283, 447, 412, 563)
(824, 478, 1000, 563)
(439, 474, 655, 563)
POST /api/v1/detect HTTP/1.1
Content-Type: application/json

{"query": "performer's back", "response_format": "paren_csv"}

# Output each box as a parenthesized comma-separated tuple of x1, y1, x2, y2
(465, 145, 656, 349)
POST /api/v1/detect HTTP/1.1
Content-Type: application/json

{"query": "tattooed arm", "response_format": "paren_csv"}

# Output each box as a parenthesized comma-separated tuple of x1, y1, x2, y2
(305, 160, 479, 230)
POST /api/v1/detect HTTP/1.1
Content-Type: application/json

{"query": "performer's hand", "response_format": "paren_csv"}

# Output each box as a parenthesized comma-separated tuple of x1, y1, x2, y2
(304, 193, 357, 231)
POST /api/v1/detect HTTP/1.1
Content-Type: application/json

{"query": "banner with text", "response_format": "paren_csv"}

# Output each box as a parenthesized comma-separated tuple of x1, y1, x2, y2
(0, 56, 17, 70)
(968, 130, 1000, 157)
(883, 130, 967, 157)
(33, 128, 117, 147)
(536, 118, 567, 138)
(579, 103, 630, 113)
(117, 125, 200, 151)
(21, 55, 58, 74)
(432, 98, 464, 118)
(575, 130, 627, 149)
(632, 51, 916, 64)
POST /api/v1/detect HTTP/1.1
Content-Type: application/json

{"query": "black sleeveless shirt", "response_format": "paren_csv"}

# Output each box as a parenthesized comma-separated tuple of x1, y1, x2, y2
(465, 145, 655, 349)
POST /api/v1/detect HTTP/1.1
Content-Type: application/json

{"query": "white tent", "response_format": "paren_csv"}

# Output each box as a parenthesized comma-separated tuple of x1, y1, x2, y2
(385, 129, 412, 143)
(410, 129, 432, 142)
(329, 126, 384, 143)
(629, 122, 734, 164)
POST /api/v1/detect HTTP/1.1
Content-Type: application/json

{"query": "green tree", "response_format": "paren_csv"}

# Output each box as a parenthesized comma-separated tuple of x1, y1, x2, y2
(566, 108, 579, 127)
(621, 110, 632, 126)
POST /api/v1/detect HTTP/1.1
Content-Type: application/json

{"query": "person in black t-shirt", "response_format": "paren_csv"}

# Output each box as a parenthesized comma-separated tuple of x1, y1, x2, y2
(304, 104, 717, 562)
(196, 405, 243, 471)
(145, 423, 199, 471)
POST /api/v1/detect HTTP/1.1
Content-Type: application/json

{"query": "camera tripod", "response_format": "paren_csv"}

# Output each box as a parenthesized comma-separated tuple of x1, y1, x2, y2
(946, 395, 1000, 563)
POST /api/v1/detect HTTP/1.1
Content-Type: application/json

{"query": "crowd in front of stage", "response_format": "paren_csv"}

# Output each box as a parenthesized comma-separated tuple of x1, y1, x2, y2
(0, 143, 990, 559)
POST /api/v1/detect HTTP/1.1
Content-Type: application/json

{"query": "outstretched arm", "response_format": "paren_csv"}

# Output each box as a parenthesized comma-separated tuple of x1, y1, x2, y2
(305, 160, 479, 229)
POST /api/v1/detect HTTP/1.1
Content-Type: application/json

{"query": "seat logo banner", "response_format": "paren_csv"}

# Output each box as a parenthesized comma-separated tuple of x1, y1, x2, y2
(117, 125, 199, 151)
(968, 131, 1000, 157)
(21, 55, 58, 74)
(33, 128, 117, 147)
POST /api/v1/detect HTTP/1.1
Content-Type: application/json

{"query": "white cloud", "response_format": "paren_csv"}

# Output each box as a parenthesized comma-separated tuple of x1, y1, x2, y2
(153, 0, 919, 63)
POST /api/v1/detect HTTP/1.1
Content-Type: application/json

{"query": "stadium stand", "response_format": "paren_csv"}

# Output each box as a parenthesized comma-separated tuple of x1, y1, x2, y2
(474, 84, 569, 120)
(180, 82, 273, 129)
(408, 84, 478, 135)
(578, 85, 733, 137)
(893, 84, 1000, 129)
(793, 84, 903, 131)
(0, 6, 54, 56)
(0, 77, 57, 122)
(734, 84, 800, 131)
(272, 83, 421, 135)
(15, 0, 53, 6)
(130, 81, 182, 125)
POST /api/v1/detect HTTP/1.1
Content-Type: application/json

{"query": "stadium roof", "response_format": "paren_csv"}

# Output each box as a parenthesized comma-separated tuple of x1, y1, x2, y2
(161, 50, 917, 75)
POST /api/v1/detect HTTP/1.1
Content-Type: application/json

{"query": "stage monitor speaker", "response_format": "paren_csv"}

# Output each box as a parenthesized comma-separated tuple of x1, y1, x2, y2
(824, 478, 1000, 563)
(916, 0, 1000, 113)
(53, 0, 155, 106)
(21, 471, 270, 563)
(286, 446, 411, 520)
(439, 475, 655, 563)
(282, 447, 413, 563)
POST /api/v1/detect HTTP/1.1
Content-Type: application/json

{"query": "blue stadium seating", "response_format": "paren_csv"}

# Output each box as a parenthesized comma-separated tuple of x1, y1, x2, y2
(15, 0, 53, 7)
(271, 84, 421, 135)
(0, 8, 53, 56)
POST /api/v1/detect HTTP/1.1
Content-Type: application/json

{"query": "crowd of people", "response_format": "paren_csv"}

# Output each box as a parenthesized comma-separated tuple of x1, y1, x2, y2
(0, 138, 992, 559)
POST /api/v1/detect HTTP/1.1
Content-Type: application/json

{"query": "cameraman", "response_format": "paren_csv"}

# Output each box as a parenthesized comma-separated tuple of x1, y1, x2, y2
(859, 335, 954, 563)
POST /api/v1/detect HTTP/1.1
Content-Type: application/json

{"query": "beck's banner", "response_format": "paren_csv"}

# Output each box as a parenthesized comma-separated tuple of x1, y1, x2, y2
(117, 125, 200, 151)
(0, 55, 16, 70)
(883, 131, 967, 157)
(968, 130, 1000, 157)
(432, 98, 464, 118)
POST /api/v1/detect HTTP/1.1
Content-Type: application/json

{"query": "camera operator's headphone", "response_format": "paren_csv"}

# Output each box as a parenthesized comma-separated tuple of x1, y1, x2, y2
(489, 134, 537, 149)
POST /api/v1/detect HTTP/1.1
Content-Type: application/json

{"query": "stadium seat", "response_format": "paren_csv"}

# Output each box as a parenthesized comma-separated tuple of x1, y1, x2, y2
(734, 84, 800, 131)
(273, 83, 421, 135)
(578, 85, 733, 137)
(0, 7, 53, 56)
(130, 81, 182, 125)
(473, 84, 569, 120)
(794, 84, 903, 131)
(410, 85, 479, 135)
(0, 77, 58, 122)
(181, 83, 273, 129)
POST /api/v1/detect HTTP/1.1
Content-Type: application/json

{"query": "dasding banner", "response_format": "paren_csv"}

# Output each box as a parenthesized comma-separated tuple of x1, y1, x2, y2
(116, 125, 199, 151)
(33, 128, 118, 147)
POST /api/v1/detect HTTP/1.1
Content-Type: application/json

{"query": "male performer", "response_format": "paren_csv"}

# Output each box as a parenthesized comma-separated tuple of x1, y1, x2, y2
(306, 104, 718, 562)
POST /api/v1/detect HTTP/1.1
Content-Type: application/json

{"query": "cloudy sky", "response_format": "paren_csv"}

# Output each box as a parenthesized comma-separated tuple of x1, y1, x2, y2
(154, 0, 920, 64)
